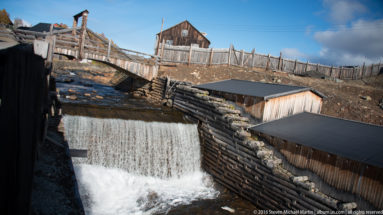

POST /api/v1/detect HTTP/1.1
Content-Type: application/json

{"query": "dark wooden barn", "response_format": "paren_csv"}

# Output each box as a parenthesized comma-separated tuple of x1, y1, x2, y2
(156, 20, 210, 49)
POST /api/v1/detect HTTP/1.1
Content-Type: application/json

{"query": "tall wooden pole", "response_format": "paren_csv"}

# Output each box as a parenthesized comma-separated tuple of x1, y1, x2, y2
(78, 11, 88, 60)
(156, 18, 164, 56)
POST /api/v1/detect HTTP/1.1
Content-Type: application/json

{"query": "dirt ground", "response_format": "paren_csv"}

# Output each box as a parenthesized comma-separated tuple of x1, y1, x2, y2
(158, 64, 383, 126)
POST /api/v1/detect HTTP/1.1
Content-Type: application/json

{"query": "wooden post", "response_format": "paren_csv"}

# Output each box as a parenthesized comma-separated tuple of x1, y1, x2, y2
(251, 48, 255, 68)
(330, 65, 333, 77)
(45, 35, 56, 62)
(49, 24, 54, 35)
(305, 61, 309, 74)
(160, 39, 165, 59)
(228, 44, 232, 66)
(293, 59, 297, 74)
(107, 39, 111, 60)
(278, 52, 282, 70)
(156, 18, 164, 56)
(362, 62, 365, 78)
(266, 54, 270, 71)
(316, 63, 319, 73)
(240, 50, 244, 67)
(209, 48, 214, 66)
(339, 66, 342, 79)
(78, 10, 88, 60)
(72, 17, 78, 36)
(352, 67, 355, 80)
(188, 45, 193, 65)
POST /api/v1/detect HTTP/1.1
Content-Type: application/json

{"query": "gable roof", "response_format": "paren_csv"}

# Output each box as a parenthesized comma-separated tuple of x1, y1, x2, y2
(250, 112, 383, 168)
(28, 23, 64, 33)
(157, 20, 210, 44)
(194, 79, 324, 100)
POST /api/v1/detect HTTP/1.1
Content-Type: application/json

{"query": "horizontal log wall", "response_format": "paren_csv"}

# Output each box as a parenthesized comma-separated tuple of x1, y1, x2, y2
(162, 83, 359, 211)
(159, 44, 382, 80)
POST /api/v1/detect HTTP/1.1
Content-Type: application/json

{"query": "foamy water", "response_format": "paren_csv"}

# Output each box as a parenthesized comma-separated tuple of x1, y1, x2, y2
(74, 164, 217, 215)
(63, 115, 219, 214)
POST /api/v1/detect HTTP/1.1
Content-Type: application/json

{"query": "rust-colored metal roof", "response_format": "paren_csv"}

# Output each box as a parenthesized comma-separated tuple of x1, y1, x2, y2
(250, 112, 383, 168)
(194, 79, 324, 99)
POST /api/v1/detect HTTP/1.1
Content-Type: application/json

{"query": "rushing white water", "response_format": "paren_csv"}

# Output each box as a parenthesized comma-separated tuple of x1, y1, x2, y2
(63, 115, 218, 215)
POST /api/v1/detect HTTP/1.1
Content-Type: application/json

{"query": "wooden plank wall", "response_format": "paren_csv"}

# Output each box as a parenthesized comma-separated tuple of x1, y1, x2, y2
(159, 44, 382, 80)
(159, 21, 210, 48)
(262, 91, 322, 122)
(194, 90, 322, 123)
(168, 84, 362, 211)
(256, 134, 383, 209)
(0, 44, 49, 214)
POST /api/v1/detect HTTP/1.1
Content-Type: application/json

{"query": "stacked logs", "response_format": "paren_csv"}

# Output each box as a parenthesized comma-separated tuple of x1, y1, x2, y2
(173, 84, 356, 211)
(148, 77, 166, 103)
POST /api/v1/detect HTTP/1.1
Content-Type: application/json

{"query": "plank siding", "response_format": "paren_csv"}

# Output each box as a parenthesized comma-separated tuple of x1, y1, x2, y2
(157, 20, 210, 48)
(257, 134, 383, 209)
(263, 91, 322, 122)
(202, 90, 322, 123)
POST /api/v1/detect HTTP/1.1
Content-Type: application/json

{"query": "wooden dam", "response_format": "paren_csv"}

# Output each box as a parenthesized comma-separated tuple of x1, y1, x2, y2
(149, 77, 383, 211)
(1, 9, 383, 214)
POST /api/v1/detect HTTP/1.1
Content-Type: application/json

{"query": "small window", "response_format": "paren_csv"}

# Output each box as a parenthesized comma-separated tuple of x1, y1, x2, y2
(166, 40, 173, 45)
(181, 29, 188, 37)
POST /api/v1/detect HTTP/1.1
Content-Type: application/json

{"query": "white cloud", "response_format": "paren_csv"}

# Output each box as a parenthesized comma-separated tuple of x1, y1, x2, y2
(323, 0, 367, 24)
(313, 19, 383, 65)
(281, 48, 307, 60)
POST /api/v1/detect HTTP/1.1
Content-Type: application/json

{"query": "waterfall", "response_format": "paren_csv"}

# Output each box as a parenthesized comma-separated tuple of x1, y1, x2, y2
(62, 115, 218, 215)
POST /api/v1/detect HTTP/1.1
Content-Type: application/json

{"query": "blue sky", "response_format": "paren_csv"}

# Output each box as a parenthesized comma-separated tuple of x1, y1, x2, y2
(2, 0, 383, 65)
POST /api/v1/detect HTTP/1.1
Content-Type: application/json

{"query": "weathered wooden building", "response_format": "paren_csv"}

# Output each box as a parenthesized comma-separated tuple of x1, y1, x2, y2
(156, 20, 210, 49)
(195, 79, 324, 123)
(250, 112, 383, 209)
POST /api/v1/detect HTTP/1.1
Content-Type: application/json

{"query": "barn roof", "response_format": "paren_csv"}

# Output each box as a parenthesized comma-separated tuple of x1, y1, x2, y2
(156, 20, 210, 44)
(250, 112, 383, 168)
(194, 79, 324, 100)
(28, 23, 64, 33)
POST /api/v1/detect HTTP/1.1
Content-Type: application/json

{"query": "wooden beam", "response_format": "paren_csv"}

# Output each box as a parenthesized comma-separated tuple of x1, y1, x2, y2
(155, 18, 164, 56)
(188, 45, 193, 65)
(305, 61, 309, 74)
(78, 10, 89, 60)
(278, 52, 282, 70)
(107, 39, 111, 60)
(209, 48, 214, 66)
(228, 44, 232, 66)
(293, 59, 297, 74)
(240, 49, 244, 67)
(339, 66, 342, 79)
(72, 17, 78, 36)
(266, 54, 270, 71)
(251, 48, 255, 68)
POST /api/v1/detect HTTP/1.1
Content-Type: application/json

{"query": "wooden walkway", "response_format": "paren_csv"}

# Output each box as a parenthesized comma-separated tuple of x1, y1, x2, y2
(13, 28, 159, 81)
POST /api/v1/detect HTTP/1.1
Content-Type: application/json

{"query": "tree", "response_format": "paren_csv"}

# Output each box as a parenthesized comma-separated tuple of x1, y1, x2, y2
(0, 9, 12, 25)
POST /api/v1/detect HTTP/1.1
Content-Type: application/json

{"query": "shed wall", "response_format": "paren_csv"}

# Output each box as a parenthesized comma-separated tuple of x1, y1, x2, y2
(263, 91, 322, 122)
(256, 134, 383, 209)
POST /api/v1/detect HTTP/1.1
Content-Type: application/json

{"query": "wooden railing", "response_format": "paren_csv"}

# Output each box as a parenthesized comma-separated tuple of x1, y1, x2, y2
(158, 43, 383, 80)
(11, 28, 158, 63)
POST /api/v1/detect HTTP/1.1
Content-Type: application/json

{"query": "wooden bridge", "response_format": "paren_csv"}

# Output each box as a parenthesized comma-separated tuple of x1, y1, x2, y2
(10, 11, 159, 81)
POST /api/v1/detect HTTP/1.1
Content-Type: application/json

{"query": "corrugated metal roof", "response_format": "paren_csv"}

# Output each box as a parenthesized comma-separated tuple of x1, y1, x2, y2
(194, 79, 323, 99)
(250, 112, 383, 168)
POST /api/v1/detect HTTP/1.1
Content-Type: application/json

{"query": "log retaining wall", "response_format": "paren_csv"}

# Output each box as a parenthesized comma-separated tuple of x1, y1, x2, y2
(146, 77, 378, 211)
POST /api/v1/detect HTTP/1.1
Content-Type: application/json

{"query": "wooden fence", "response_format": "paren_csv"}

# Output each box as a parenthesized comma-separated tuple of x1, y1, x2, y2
(158, 44, 382, 80)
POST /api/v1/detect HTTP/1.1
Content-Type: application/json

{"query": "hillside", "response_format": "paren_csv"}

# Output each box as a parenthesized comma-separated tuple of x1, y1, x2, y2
(158, 64, 383, 126)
